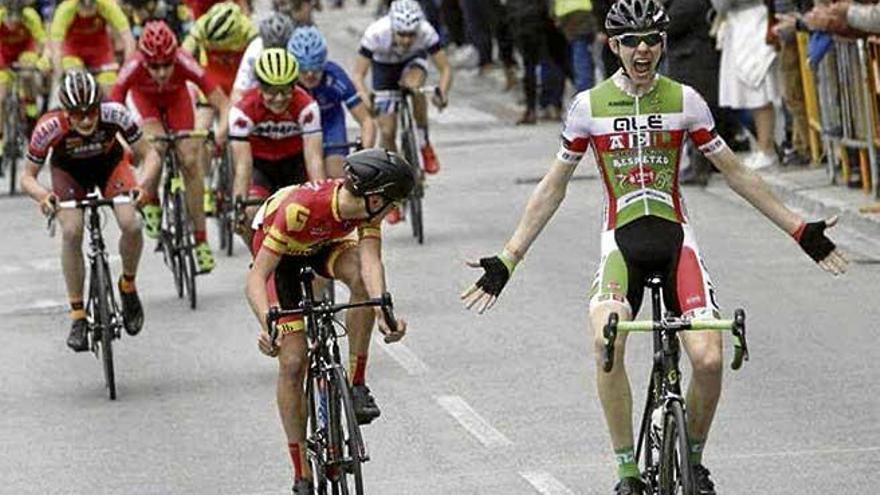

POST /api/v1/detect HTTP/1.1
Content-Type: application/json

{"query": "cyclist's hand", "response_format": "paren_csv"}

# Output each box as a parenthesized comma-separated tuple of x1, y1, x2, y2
(130, 186, 147, 207)
(377, 313, 407, 343)
(40, 193, 58, 217)
(258, 328, 279, 357)
(793, 216, 848, 275)
(460, 252, 518, 314)
(431, 89, 448, 110)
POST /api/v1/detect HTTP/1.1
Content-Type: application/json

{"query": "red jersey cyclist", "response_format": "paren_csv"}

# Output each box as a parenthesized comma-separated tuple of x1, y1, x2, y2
(49, 0, 136, 93)
(246, 149, 412, 495)
(20, 70, 151, 352)
(111, 19, 230, 273)
(228, 47, 323, 245)
(0, 0, 50, 126)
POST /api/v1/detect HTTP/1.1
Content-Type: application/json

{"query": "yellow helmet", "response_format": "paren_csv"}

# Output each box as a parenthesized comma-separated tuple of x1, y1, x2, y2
(203, 1, 243, 43)
(255, 47, 299, 86)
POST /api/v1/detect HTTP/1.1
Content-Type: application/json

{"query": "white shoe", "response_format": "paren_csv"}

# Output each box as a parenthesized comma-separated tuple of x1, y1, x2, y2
(450, 45, 479, 69)
(744, 151, 778, 170)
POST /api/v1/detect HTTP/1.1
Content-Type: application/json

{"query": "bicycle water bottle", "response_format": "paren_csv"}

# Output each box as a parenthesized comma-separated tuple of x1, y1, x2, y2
(650, 406, 663, 464)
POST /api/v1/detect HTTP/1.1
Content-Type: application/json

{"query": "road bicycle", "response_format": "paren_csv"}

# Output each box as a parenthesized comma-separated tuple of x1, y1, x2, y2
(373, 86, 440, 245)
(150, 129, 211, 310)
(211, 142, 236, 257)
(267, 267, 398, 495)
(48, 192, 136, 400)
(602, 275, 749, 494)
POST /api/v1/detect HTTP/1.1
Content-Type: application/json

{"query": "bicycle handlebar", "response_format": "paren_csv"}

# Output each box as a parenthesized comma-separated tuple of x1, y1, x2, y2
(265, 292, 398, 344)
(602, 309, 749, 373)
(149, 129, 214, 144)
(47, 193, 136, 235)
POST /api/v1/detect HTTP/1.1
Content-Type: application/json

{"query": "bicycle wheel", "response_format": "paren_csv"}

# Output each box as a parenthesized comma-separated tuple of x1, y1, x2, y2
(93, 258, 117, 400)
(327, 366, 365, 495)
(175, 191, 198, 310)
(659, 401, 695, 495)
(165, 187, 184, 299)
(2, 101, 19, 195)
(400, 129, 424, 244)
(306, 373, 330, 495)
(183, 241, 197, 310)
(408, 187, 424, 244)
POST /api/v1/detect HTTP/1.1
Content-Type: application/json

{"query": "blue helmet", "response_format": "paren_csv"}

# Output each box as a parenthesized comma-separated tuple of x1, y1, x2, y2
(287, 26, 327, 71)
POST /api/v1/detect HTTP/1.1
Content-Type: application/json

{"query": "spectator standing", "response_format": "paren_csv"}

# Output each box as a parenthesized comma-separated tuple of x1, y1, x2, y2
(713, 0, 781, 169)
(552, 0, 597, 92)
(770, 0, 811, 166)
(591, 0, 620, 78)
(458, 0, 516, 89)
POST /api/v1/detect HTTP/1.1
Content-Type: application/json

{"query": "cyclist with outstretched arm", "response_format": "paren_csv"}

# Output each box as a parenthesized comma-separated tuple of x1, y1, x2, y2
(462, 1, 847, 494)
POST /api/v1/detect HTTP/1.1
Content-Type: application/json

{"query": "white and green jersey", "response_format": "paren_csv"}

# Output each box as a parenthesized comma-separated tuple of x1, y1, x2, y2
(558, 72, 726, 231)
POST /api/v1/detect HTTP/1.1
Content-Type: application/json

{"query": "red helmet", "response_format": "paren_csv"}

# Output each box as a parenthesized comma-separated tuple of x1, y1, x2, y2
(139, 20, 178, 63)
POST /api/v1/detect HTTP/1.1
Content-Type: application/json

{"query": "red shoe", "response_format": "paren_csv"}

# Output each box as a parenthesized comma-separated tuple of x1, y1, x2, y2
(421, 144, 440, 175)
(385, 206, 401, 224)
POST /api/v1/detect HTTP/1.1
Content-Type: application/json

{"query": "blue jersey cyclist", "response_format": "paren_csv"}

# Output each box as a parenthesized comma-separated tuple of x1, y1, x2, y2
(287, 26, 376, 178)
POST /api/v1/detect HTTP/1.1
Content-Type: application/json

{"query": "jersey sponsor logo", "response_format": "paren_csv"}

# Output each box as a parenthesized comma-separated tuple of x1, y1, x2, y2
(302, 111, 315, 125)
(101, 103, 133, 128)
(253, 120, 302, 139)
(608, 130, 674, 151)
(622, 167, 655, 186)
(609, 152, 670, 169)
(612, 115, 663, 132)
(31, 116, 63, 151)
(234, 117, 250, 129)
(608, 100, 631, 107)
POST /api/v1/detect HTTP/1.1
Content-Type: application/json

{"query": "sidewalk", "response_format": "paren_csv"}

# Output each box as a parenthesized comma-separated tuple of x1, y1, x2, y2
(328, 6, 880, 249)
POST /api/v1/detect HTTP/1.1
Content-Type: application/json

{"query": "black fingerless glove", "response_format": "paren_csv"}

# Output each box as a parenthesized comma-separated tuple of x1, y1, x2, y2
(475, 255, 515, 296)
(794, 221, 836, 262)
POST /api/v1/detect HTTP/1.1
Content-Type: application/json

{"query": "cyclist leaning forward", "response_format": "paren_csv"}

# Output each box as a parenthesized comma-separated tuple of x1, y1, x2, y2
(245, 149, 412, 495)
(352, 0, 451, 222)
(20, 70, 150, 352)
(287, 26, 377, 178)
(48, 0, 136, 94)
(111, 19, 229, 273)
(461, 1, 848, 494)
(229, 47, 324, 246)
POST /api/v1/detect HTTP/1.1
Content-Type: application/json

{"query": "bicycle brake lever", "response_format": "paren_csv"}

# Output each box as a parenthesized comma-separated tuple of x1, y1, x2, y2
(379, 292, 398, 335)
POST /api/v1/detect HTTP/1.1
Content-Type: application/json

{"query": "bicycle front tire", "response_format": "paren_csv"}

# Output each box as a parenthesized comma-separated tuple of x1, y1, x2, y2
(659, 401, 694, 495)
(327, 366, 365, 495)
(93, 259, 117, 400)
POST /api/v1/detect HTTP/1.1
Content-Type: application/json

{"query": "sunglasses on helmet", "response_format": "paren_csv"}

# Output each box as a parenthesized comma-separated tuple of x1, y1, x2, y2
(616, 32, 664, 48)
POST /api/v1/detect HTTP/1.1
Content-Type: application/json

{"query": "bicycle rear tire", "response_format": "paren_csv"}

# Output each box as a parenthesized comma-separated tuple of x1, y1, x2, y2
(409, 189, 423, 244)
(93, 259, 117, 400)
(307, 374, 330, 495)
(400, 129, 424, 245)
(327, 366, 365, 495)
(175, 192, 198, 310)
(659, 401, 695, 495)
(3, 106, 19, 196)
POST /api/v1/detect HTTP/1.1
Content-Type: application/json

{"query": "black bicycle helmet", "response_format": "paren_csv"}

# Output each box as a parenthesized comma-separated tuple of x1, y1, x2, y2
(259, 13, 295, 48)
(59, 69, 101, 113)
(344, 149, 415, 203)
(605, 0, 669, 36)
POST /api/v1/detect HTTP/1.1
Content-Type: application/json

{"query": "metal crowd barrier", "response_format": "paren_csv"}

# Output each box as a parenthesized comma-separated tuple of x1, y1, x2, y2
(798, 33, 879, 197)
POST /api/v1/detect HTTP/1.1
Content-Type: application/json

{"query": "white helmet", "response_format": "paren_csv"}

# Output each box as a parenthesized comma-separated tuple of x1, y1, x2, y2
(389, 0, 423, 33)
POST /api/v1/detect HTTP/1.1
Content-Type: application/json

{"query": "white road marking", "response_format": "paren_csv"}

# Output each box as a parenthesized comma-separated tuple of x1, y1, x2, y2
(435, 395, 512, 448)
(520, 471, 576, 495)
(374, 337, 429, 375)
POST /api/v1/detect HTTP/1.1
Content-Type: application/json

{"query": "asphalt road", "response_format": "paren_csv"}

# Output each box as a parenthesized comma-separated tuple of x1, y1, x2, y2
(1, 5, 878, 494)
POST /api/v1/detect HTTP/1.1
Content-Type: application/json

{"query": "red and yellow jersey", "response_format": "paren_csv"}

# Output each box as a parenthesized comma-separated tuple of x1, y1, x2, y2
(255, 179, 381, 257)
(50, 0, 130, 54)
(228, 86, 321, 161)
(0, 7, 45, 63)
(182, 10, 256, 63)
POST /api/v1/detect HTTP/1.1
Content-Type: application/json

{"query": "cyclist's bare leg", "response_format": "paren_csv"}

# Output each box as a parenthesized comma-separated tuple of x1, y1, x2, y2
(195, 106, 214, 177)
(238, 205, 260, 247)
(276, 330, 312, 481)
(401, 68, 428, 133)
(113, 203, 143, 276)
(139, 120, 166, 199)
(58, 209, 86, 302)
(179, 138, 208, 234)
(376, 112, 398, 152)
(590, 301, 636, 451)
(331, 246, 375, 380)
(325, 154, 346, 179)
(679, 329, 723, 447)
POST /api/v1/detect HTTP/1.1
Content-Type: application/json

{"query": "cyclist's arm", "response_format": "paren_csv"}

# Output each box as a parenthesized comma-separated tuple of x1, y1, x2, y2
(429, 48, 452, 100)
(351, 54, 371, 106)
(502, 159, 578, 261)
(707, 144, 803, 235)
(206, 87, 230, 143)
(231, 140, 252, 199)
(246, 247, 282, 334)
(348, 102, 376, 148)
(20, 158, 51, 204)
(97, 0, 135, 58)
(303, 133, 325, 181)
(48, 4, 73, 80)
(129, 136, 150, 166)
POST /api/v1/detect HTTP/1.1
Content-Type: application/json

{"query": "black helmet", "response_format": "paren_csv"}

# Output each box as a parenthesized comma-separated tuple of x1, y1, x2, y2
(59, 69, 101, 113)
(259, 13, 295, 48)
(605, 0, 669, 36)
(344, 149, 415, 203)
